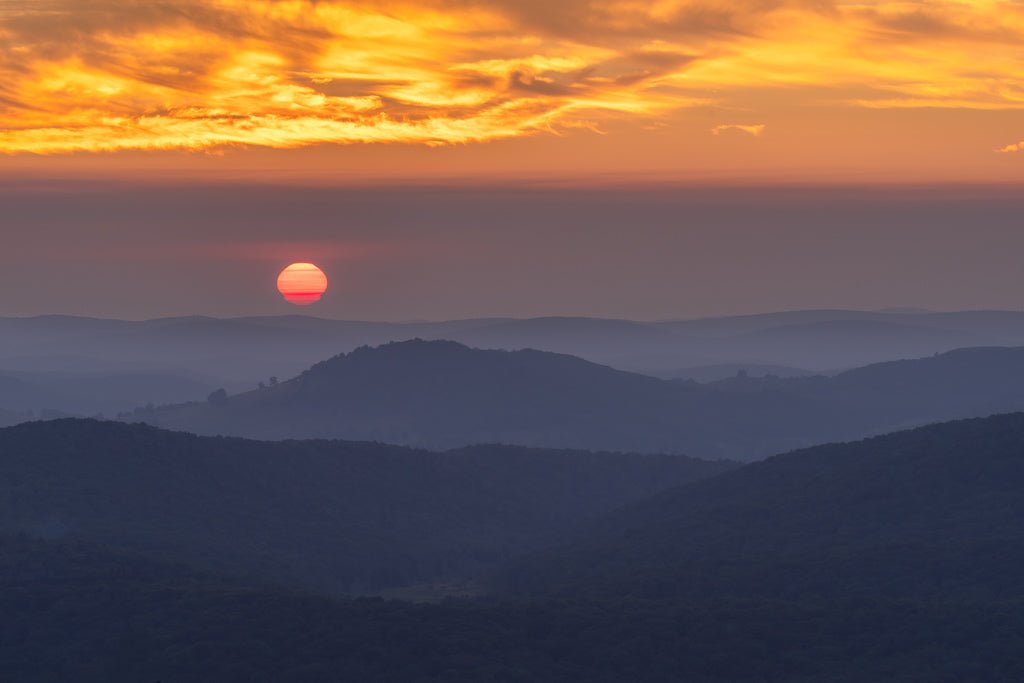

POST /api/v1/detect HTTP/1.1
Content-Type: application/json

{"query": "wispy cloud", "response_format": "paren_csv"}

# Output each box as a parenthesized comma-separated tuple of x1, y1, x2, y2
(1, 1, 1023, 153)
(711, 124, 766, 137)
(996, 141, 1024, 154)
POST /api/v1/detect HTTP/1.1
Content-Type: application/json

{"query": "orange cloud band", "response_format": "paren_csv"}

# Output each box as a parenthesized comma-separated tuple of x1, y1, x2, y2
(1, 0, 1023, 154)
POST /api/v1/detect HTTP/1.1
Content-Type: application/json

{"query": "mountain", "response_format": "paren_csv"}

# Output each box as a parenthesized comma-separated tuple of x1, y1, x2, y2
(503, 412, 1024, 602)
(810, 346, 1024, 427)
(137, 339, 1024, 460)
(0, 419, 729, 595)
(136, 339, 841, 457)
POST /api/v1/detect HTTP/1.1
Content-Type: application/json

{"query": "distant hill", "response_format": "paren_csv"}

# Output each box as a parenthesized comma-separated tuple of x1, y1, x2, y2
(136, 339, 840, 457)
(709, 318, 977, 370)
(137, 339, 1024, 460)
(503, 412, 1024, 602)
(0, 419, 729, 594)
(7, 309, 1024, 399)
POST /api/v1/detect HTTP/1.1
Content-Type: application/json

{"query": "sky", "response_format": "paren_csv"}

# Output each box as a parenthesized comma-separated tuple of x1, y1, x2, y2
(4, 181, 1024, 320)
(1, 1, 1023, 319)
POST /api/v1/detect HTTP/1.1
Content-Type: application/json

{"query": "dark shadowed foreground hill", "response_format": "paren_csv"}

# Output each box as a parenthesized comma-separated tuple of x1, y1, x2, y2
(137, 340, 1024, 460)
(10, 414, 1024, 681)
(8, 534, 1024, 683)
(503, 412, 1024, 602)
(0, 419, 729, 594)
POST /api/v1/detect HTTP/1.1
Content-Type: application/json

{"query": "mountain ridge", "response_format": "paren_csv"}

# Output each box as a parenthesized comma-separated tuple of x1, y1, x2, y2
(134, 338, 1024, 460)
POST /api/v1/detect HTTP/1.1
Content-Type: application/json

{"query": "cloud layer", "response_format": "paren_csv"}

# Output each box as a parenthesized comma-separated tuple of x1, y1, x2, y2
(1, 0, 1023, 153)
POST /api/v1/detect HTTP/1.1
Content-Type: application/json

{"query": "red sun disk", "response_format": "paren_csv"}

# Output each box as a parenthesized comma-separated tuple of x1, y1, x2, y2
(277, 263, 328, 306)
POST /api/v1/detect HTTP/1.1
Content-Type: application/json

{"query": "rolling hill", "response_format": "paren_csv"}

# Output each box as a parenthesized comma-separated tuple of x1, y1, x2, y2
(0, 418, 730, 595)
(135, 339, 839, 457)
(137, 339, 1024, 460)
(503, 412, 1024, 602)
(9, 415, 1024, 681)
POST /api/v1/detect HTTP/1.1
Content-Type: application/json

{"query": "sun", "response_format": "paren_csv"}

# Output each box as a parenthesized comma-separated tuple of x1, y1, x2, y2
(277, 263, 328, 306)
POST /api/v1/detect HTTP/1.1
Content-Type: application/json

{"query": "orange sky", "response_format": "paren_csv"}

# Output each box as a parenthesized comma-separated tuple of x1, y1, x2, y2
(1, 0, 1023, 182)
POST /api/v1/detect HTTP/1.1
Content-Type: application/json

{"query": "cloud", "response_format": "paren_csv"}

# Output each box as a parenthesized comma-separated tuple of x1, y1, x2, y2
(0, 1, 694, 153)
(997, 141, 1024, 154)
(711, 123, 766, 137)
(1, 0, 1023, 154)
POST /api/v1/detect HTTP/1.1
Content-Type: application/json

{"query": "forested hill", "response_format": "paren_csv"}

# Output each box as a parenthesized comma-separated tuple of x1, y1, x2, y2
(10, 416, 1024, 680)
(135, 339, 1024, 460)
(0, 418, 730, 594)
(503, 412, 1024, 601)
(9, 534, 1024, 683)
(137, 339, 729, 453)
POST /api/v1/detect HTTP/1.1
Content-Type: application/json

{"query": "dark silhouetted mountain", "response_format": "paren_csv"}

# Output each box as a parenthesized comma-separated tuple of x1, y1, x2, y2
(503, 412, 1024, 602)
(0, 419, 729, 595)
(137, 340, 1024, 460)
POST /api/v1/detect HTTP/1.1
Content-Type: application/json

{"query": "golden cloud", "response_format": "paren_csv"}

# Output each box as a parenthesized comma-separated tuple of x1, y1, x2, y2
(1, 0, 1023, 153)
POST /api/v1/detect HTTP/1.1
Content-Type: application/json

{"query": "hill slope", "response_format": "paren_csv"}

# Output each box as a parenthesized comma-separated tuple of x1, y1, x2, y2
(8, 534, 1024, 682)
(139, 339, 1024, 460)
(0, 419, 729, 594)
(10, 417, 1024, 680)
(504, 412, 1024, 601)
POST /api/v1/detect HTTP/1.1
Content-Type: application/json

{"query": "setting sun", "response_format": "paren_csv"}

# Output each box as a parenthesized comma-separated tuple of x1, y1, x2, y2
(277, 262, 328, 306)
